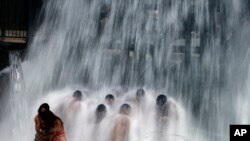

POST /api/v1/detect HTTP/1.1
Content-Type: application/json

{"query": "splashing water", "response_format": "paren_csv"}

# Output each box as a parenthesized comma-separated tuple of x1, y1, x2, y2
(33, 88, 189, 141)
(0, 0, 250, 141)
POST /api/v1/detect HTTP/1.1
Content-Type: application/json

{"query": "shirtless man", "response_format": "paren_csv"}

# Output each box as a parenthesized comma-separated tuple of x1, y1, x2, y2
(112, 104, 131, 141)
(105, 94, 115, 109)
(95, 104, 107, 124)
(34, 103, 67, 141)
(69, 90, 82, 110)
(58, 90, 83, 115)
(135, 89, 146, 111)
(156, 94, 178, 129)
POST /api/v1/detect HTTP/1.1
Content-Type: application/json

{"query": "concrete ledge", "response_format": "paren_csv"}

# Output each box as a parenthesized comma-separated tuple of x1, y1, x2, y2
(0, 37, 27, 44)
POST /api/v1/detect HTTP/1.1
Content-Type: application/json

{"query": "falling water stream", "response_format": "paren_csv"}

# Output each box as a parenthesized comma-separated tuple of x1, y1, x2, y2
(0, 0, 250, 141)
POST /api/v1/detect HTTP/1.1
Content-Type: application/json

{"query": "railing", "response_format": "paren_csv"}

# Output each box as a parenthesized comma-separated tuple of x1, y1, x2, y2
(0, 0, 29, 38)
(0, 0, 43, 40)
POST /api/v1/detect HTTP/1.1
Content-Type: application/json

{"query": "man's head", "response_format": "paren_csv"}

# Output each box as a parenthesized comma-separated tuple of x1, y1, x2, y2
(119, 103, 131, 115)
(97, 104, 106, 111)
(96, 104, 107, 123)
(73, 90, 82, 101)
(105, 94, 115, 107)
(156, 94, 167, 107)
(136, 89, 145, 102)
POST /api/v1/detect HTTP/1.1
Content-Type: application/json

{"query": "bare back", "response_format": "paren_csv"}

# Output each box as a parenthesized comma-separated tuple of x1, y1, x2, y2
(112, 115, 130, 141)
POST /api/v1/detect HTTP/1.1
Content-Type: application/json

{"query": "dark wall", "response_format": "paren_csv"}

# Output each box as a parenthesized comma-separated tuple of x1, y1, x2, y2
(0, 0, 44, 38)
(0, 0, 28, 37)
(0, 49, 9, 71)
(0, 0, 43, 71)
(248, 0, 250, 13)
(0, 67, 10, 121)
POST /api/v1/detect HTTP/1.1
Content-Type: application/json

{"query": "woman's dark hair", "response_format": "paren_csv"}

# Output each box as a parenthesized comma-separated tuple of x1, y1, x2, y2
(38, 103, 50, 113)
(38, 103, 60, 130)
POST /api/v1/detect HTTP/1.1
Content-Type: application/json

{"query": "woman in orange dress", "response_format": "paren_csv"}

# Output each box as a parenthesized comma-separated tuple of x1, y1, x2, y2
(34, 103, 68, 141)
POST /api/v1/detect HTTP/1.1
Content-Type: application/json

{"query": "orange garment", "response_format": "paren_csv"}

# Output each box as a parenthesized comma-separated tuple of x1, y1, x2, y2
(34, 115, 67, 141)
(49, 119, 68, 141)
(34, 115, 50, 141)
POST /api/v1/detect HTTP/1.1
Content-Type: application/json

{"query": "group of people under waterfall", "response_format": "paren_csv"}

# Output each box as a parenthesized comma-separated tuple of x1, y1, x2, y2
(34, 88, 179, 141)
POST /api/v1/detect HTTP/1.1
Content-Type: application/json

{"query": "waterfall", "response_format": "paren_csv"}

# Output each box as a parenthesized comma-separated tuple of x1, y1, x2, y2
(0, 0, 249, 141)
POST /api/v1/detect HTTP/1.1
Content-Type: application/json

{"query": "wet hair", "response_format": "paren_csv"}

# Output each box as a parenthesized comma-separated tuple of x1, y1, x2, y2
(96, 104, 107, 113)
(156, 94, 167, 107)
(38, 103, 50, 113)
(96, 104, 107, 123)
(136, 89, 145, 99)
(105, 94, 114, 100)
(73, 90, 82, 101)
(38, 103, 60, 130)
(119, 103, 131, 114)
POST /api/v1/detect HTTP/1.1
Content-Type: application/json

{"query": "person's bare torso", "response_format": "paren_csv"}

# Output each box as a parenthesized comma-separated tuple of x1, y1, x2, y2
(112, 115, 130, 141)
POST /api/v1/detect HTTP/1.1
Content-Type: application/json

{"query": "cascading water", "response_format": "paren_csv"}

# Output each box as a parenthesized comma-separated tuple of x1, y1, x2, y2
(0, 0, 249, 141)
